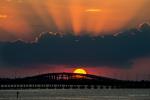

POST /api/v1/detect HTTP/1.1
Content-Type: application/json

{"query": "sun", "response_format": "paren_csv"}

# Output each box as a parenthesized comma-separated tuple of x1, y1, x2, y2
(73, 68, 87, 74)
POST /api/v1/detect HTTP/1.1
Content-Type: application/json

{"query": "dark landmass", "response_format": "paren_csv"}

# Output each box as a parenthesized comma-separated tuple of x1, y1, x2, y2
(0, 73, 150, 89)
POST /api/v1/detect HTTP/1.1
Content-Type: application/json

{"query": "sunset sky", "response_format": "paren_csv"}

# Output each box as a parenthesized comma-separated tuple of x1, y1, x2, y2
(0, 0, 150, 80)
(0, 0, 150, 40)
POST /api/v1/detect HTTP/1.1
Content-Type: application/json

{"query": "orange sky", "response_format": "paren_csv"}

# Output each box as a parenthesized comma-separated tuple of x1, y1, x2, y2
(0, 0, 150, 40)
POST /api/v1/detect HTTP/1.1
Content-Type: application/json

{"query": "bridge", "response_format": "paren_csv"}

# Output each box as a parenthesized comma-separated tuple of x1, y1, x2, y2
(0, 73, 150, 89)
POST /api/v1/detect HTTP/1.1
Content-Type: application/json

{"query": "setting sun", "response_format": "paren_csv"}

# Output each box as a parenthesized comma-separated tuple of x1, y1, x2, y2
(73, 68, 87, 74)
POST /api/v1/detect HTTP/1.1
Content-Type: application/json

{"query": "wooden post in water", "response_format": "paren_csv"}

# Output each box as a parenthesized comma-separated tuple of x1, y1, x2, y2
(16, 91, 19, 100)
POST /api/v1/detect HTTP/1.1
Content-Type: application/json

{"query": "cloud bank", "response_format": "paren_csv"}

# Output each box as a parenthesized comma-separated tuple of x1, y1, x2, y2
(0, 23, 150, 68)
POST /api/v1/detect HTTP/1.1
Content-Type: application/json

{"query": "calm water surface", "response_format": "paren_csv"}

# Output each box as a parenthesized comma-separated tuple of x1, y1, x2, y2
(0, 89, 150, 100)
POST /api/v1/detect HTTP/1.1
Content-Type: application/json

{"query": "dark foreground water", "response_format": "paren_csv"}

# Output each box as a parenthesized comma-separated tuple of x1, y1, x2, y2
(0, 89, 150, 100)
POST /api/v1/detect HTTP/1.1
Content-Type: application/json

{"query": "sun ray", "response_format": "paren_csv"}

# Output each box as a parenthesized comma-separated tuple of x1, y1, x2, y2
(85, 9, 102, 12)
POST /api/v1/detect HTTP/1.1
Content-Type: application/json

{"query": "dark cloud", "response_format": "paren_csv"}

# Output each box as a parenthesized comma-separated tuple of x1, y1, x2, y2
(0, 23, 150, 68)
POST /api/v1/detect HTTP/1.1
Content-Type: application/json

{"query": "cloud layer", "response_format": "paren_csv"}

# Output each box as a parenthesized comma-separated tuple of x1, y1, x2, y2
(0, 23, 150, 68)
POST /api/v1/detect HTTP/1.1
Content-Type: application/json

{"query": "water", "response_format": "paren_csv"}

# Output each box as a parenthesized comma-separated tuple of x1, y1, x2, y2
(0, 89, 150, 100)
